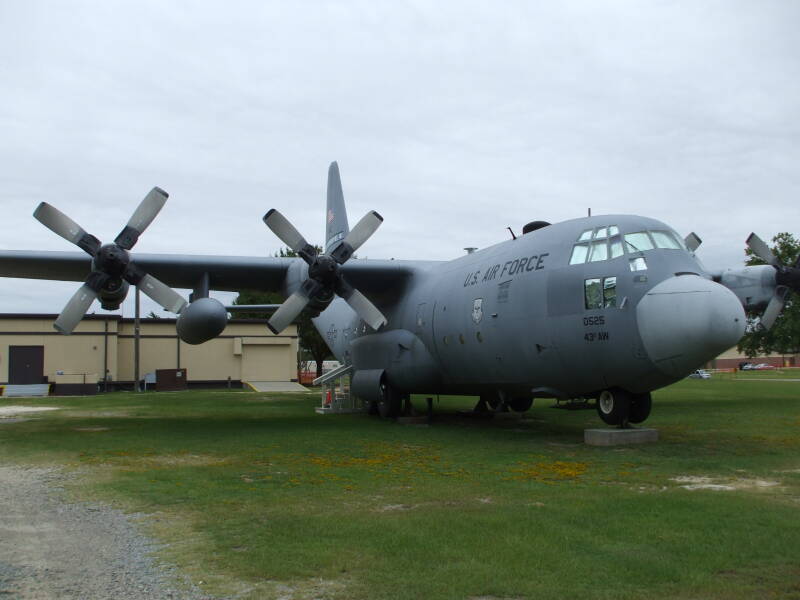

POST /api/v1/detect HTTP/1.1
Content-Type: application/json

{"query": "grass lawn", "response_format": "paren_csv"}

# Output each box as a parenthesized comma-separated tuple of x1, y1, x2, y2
(1, 379, 799, 599)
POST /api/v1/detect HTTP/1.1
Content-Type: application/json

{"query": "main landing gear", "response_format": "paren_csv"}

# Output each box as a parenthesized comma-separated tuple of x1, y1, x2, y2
(375, 382, 408, 419)
(473, 392, 533, 414)
(596, 388, 652, 427)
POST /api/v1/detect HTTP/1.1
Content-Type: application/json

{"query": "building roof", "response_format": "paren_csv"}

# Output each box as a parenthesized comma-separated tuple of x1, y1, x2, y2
(0, 313, 275, 325)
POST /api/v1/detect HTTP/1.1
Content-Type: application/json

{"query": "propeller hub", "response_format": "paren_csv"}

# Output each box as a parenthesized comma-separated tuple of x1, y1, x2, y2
(93, 244, 131, 277)
(309, 254, 339, 286)
(776, 266, 800, 292)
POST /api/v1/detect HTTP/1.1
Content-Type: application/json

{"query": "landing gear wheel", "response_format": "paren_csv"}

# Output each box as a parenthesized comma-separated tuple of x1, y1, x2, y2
(367, 400, 379, 416)
(596, 388, 631, 427)
(508, 397, 533, 412)
(377, 383, 402, 419)
(629, 392, 652, 424)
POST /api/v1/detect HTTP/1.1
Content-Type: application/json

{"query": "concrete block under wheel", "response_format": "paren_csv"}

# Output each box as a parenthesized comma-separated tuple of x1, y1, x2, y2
(584, 428, 658, 446)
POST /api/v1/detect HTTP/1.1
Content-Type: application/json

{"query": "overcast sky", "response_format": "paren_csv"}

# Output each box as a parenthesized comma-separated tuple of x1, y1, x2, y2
(1, 1, 799, 318)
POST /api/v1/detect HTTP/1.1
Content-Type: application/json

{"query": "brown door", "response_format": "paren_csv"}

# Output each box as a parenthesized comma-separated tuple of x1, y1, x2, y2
(9, 346, 45, 384)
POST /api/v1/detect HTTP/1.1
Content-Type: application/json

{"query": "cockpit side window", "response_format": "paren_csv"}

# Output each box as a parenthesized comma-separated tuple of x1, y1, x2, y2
(585, 276, 617, 309)
(603, 277, 617, 307)
(584, 278, 602, 309)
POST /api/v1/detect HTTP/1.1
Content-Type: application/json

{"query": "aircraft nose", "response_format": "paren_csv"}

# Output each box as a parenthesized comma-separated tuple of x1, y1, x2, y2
(636, 275, 745, 378)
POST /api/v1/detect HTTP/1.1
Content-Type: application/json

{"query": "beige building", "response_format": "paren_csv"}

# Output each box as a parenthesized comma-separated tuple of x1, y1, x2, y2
(0, 314, 299, 394)
(709, 346, 798, 370)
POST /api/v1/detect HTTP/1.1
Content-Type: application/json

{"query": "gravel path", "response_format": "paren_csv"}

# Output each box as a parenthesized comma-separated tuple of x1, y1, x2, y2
(0, 466, 214, 600)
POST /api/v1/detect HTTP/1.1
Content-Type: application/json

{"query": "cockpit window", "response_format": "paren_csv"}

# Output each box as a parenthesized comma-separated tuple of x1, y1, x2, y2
(570, 243, 589, 265)
(588, 240, 608, 262)
(572, 225, 620, 264)
(571, 225, 688, 266)
(610, 237, 624, 259)
(651, 230, 682, 250)
(624, 232, 654, 253)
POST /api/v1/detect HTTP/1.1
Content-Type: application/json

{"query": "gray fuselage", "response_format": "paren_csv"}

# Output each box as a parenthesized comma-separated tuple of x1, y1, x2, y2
(313, 214, 746, 400)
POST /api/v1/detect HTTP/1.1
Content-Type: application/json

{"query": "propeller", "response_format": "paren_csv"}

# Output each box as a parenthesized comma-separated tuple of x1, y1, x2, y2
(33, 188, 187, 334)
(262, 208, 387, 334)
(746, 232, 800, 330)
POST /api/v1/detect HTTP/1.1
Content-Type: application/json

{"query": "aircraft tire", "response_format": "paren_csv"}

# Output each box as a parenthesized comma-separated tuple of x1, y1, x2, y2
(367, 400, 379, 416)
(508, 397, 533, 412)
(596, 388, 631, 426)
(377, 385, 402, 419)
(628, 392, 652, 424)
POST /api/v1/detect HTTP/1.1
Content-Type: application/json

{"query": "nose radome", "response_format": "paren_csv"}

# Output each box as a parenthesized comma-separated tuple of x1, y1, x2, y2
(636, 275, 745, 378)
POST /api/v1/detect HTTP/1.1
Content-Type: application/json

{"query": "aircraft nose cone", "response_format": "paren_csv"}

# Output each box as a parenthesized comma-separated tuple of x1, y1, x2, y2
(636, 275, 745, 378)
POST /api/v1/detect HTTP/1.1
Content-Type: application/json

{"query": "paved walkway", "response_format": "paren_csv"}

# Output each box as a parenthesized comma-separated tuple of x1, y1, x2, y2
(245, 381, 308, 392)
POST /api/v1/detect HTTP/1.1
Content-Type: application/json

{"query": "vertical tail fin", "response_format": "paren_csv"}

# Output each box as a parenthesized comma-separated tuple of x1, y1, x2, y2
(325, 162, 349, 253)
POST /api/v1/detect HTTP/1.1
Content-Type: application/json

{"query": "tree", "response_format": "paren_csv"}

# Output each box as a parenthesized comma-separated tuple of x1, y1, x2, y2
(737, 232, 800, 358)
(233, 247, 332, 378)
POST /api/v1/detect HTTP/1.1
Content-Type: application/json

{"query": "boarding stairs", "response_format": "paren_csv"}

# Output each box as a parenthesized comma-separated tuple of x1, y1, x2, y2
(314, 364, 361, 414)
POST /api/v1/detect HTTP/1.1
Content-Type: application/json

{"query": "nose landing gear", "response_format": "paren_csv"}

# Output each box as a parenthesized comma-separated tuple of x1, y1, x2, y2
(596, 388, 652, 427)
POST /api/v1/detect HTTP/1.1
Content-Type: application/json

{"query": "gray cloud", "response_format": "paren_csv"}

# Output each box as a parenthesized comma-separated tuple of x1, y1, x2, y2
(1, 1, 799, 318)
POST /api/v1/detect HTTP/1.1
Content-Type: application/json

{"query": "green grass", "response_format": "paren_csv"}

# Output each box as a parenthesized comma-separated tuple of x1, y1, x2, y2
(1, 380, 800, 599)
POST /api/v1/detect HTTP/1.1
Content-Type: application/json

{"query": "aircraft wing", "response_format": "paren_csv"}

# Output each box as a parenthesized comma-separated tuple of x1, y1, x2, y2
(0, 250, 423, 297)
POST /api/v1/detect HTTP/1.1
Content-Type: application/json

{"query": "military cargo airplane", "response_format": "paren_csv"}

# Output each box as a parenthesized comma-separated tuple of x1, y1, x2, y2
(1, 162, 798, 426)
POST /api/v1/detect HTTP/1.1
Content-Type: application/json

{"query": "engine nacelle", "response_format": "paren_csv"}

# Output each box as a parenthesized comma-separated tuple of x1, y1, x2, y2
(98, 279, 129, 311)
(176, 297, 228, 345)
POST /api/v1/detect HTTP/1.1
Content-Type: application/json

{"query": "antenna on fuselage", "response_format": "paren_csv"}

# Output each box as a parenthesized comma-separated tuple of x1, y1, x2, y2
(506, 227, 517, 240)
(588, 208, 592, 217)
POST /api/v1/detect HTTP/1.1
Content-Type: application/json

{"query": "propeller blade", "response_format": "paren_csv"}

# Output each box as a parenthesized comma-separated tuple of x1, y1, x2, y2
(746, 233, 780, 267)
(115, 187, 169, 250)
(760, 286, 789, 330)
(54, 284, 98, 334)
(263, 209, 315, 257)
(335, 277, 387, 330)
(33, 203, 101, 256)
(342, 211, 383, 254)
(267, 289, 311, 334)
(684, 232, 702, 252)
(137, 273, 188, 314)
